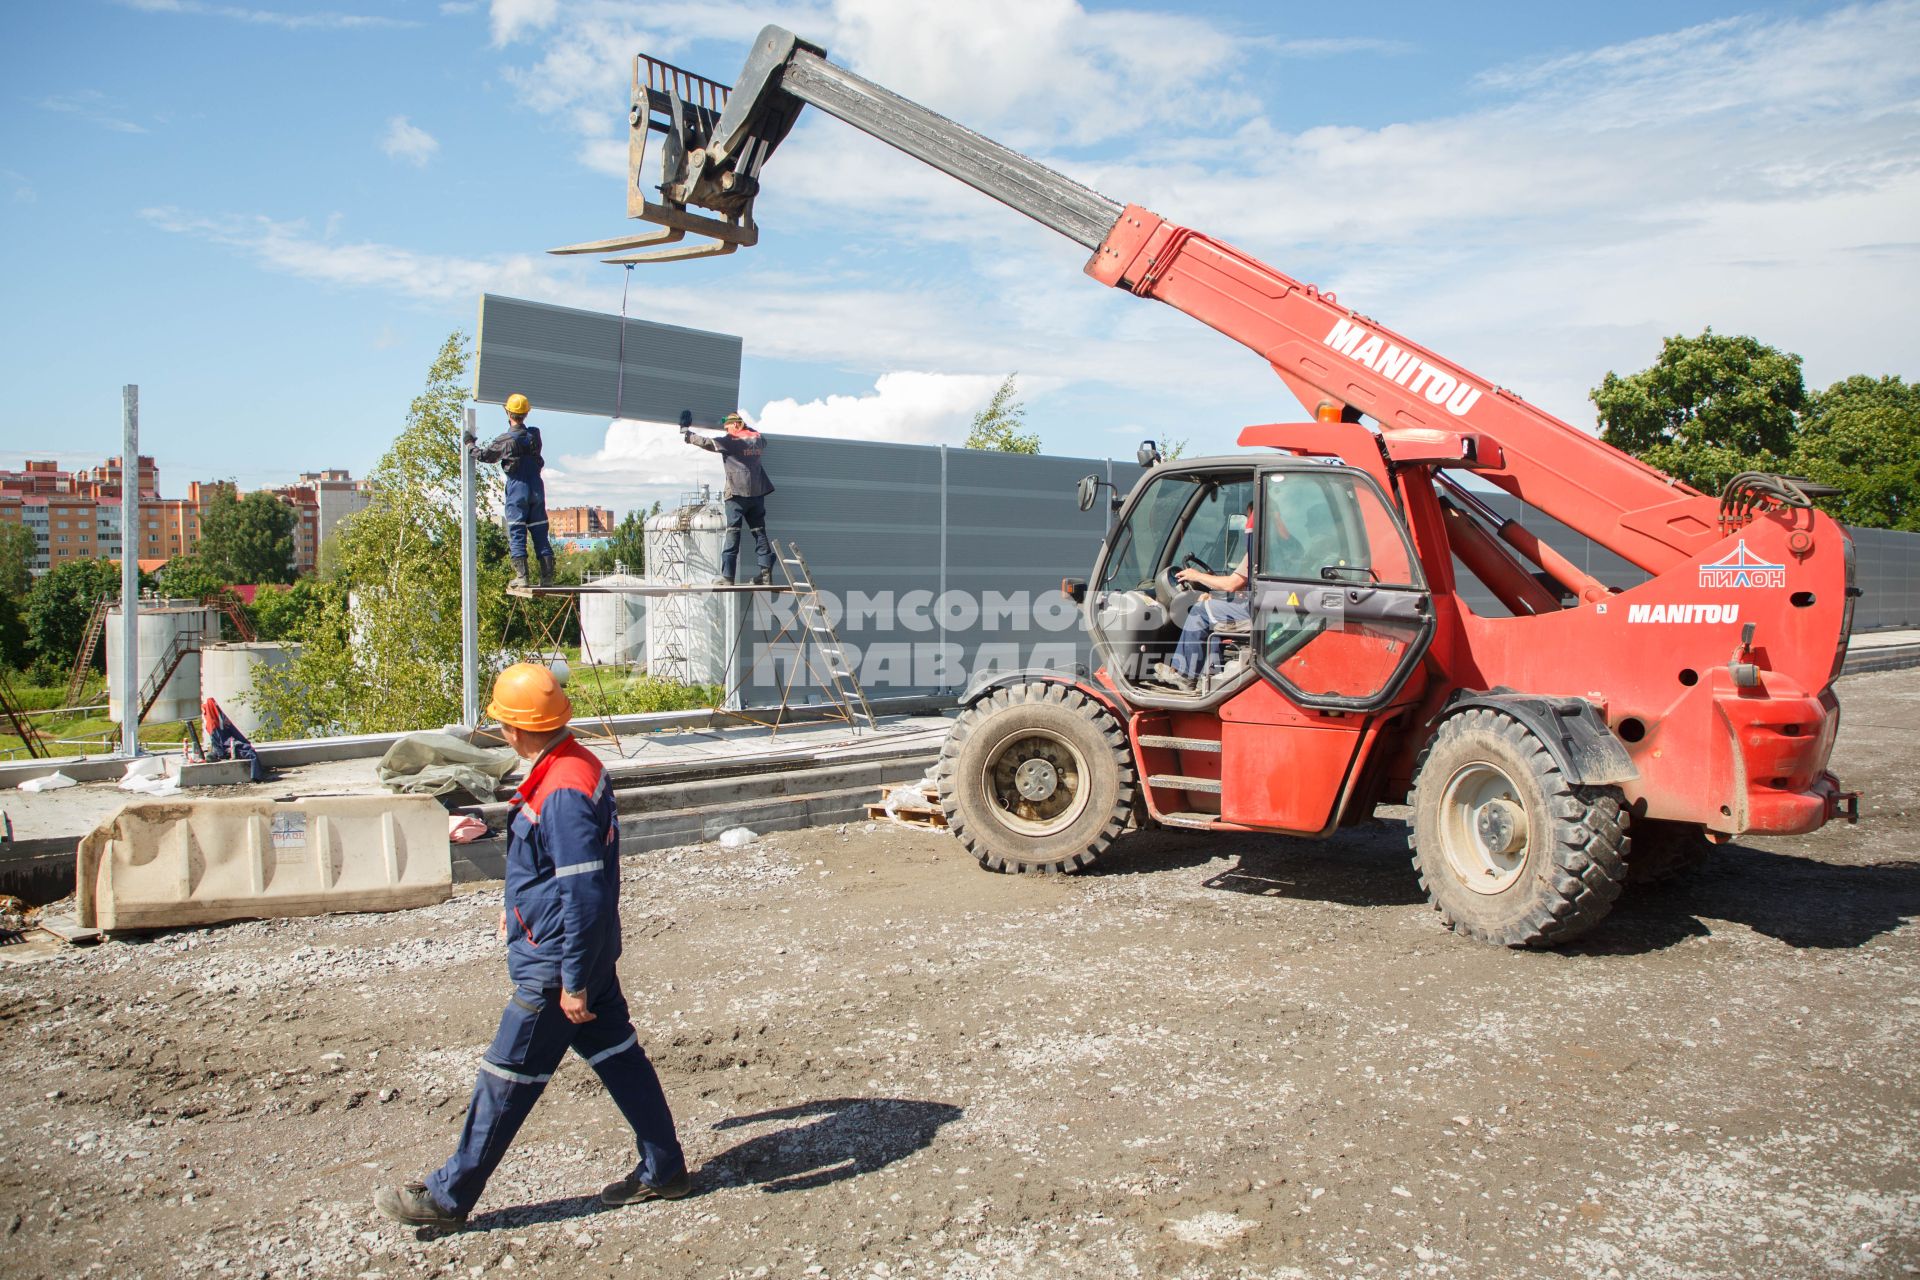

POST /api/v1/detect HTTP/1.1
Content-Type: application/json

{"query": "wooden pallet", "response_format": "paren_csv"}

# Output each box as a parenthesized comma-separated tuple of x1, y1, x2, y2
(868, 785, 946, 830)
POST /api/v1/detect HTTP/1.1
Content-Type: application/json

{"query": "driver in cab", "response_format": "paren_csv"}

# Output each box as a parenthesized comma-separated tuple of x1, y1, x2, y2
(1154, 503, 1255, 691)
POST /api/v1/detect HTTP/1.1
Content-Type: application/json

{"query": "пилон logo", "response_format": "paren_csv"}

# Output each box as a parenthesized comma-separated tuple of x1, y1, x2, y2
(1698, 540, 1785, 590)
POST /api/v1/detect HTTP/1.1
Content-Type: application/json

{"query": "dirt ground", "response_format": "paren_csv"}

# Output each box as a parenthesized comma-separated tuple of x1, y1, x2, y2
(2, 669, 1916, 1280)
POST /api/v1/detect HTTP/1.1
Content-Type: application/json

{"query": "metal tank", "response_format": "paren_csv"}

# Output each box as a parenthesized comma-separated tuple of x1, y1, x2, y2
(200, 641, 301, 739)
(644, 497, 729, 685)
(105, 595, 218, 724)
(579, 570, 648, 667)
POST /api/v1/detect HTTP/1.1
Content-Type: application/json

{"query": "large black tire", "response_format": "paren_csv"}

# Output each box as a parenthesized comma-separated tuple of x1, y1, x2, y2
(1409, 708, 1629, 948)
(936, 683, 1136, 874)
(1624, 819, 1713, 885)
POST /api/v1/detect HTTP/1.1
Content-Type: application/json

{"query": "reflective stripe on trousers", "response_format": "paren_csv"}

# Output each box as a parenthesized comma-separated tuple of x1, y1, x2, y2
(424, 980, 684, 1215)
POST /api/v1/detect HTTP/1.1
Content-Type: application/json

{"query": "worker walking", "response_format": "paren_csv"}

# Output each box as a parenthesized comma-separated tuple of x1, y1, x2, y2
(471, 393, 554, 588)
(374, 664, 690, 1229)
(680, 410, 775, 585)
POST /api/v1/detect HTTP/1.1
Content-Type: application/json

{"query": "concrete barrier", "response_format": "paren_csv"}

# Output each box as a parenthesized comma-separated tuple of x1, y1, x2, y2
(77, 794, 451, 931)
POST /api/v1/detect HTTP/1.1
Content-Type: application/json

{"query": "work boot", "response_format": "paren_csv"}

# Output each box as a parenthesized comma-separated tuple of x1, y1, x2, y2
(751, 568, 772, 586)
(537, 554, 556, 587)
(600, 1165, 693, 1207)
(1151, 661, 1195, 691)
(710, 576, 730, 587)
(374, 1182, 466, 1229)
(509, 556, 529, 589)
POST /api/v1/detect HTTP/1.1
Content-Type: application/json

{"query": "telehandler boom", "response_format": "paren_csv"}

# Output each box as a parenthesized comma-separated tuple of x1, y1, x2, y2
(557, 27, 1859, 946)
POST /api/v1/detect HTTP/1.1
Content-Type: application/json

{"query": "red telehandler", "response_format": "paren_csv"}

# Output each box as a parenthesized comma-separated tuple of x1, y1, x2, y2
(557, 28, 1861, 947)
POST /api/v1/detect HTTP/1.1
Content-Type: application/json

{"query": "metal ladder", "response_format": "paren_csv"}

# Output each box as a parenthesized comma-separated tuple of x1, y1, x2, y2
(63, 595, 113, 708)
(775, 543, 875, 730)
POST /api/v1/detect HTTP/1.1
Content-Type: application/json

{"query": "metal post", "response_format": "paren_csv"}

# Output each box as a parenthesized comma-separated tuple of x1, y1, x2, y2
(721, 592, 743, 712)
(119, 386, 141, 758)
(460, 406, 480, 729)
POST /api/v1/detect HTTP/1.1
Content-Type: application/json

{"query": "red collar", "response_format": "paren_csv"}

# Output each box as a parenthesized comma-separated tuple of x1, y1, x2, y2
(512, 732, 577, 806)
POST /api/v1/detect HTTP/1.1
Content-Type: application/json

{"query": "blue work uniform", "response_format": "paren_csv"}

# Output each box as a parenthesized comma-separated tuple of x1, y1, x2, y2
(1171, 523, 1254, 678)
(424, 734, 685, 1217)
(476, 423, 552, 563)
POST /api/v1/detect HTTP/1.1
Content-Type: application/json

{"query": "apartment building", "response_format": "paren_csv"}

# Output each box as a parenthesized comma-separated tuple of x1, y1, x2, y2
(549, 505, 615, 537)
(0, 455, 367, 580)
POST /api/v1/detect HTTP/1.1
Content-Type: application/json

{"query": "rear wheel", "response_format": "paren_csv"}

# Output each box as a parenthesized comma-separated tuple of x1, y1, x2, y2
(937, 683, 1136, 874)
(1409, 708, 1628, 947)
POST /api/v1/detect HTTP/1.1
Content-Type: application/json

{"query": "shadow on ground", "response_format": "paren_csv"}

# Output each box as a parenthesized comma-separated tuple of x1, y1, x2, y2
(1092, 822, 1426, 909)
(704, 1097, 963, 1193)
(1576, 845, 1920, 954)
(1093, 817, 1920, 953)
(461, 1097, 962, 1230)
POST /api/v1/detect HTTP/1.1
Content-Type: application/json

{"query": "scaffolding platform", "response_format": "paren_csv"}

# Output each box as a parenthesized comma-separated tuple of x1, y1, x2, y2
(506, 581, 793, 598)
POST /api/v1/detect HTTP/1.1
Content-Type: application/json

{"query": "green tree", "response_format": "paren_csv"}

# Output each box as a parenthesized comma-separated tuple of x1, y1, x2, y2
(196, 487, 296, 585)
(250, 578, 329, 642)
(0, 593, 26, 672)
(156, 554, 227, 602)
(0, 523, 34, 600)
(578, 508, 649, 577)
(25, 557, 130, 669)
(965, 374, 1041, 454)
(252, 332, 512, 736)
(1591, 330, 1805, 494)
(1788, 375, 1920, 532)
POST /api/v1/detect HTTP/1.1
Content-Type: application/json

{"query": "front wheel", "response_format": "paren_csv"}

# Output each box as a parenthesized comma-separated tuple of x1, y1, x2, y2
(1409, 708, 1629, 947)
(936, 683, 1136, 874)
(1624, 819, 1713, 885)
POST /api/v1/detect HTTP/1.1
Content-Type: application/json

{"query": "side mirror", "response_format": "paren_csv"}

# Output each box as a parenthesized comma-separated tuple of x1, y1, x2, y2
(1137, 440, 1162, 468)
(1076, 474, 1099, 512)
(677, 409, 693, 428)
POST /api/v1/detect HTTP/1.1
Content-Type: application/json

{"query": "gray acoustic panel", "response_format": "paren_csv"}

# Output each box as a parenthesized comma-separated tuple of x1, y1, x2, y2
(474, 293, 742, 425)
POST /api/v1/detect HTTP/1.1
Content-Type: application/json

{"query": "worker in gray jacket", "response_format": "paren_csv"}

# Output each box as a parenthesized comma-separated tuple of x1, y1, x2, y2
(680, 410, 776, 585)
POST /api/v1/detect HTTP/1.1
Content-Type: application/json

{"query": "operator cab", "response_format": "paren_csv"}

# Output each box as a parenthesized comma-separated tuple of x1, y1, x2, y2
(1087, 455, 1432, 712)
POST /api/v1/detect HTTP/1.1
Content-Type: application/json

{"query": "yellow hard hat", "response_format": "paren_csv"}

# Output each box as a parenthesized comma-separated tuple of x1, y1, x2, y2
(504, 393, 531, 416)
(486, 662, 571, 732)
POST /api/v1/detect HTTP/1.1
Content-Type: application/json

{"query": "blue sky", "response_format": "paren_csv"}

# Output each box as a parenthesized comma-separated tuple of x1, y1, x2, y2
(3, 0, 1916, 512)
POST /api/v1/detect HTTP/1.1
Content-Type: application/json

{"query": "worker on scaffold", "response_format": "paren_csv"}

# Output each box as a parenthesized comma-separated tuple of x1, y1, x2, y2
(680, 409, 776, 586)
(470, 393, 554, 588)
(374, 662, 691, 1229)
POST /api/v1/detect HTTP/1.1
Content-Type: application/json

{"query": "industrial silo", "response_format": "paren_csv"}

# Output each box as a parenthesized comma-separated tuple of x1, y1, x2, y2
(200, 641, 301, 738)
(105, 595, 218, 725)
(644, 498, 728, 686)
(579, 572, 647, 667)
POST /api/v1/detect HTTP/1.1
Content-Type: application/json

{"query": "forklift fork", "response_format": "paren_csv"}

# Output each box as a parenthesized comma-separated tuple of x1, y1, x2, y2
(549, 32, 817, 265)
(550, 26, 1121, 268)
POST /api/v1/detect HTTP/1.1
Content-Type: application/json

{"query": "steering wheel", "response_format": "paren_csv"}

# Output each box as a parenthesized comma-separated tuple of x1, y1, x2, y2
(1182, 552, 1217, 576)
(1152, 562, 1206, 613)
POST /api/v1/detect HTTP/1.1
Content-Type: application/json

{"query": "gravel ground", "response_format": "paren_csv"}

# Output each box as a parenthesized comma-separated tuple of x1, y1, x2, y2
(2, 668, 1916, 1279)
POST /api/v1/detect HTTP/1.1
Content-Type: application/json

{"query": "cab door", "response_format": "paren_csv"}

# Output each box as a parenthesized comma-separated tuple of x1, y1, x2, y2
(1217, 465, 1434, 832)
(1249, 465, 1434, 712)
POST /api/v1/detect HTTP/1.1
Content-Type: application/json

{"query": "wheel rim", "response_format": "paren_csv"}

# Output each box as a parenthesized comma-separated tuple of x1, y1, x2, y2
(1437, 761, 1531, 895)
(980, 729, 1091, 838)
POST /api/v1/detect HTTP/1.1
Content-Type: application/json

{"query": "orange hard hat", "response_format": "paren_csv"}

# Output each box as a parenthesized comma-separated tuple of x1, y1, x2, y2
(486, 662, 571, 732)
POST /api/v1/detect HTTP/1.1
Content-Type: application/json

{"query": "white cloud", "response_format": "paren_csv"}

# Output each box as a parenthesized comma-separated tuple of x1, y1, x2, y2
(1271, 36, 1413, 58)
(118, 0, 418, 30)
(489, 0, 559, 45)
(547, 371, 1009, 509)
(36, 90, 146, 134)
(380, 116, 440, 167)
(145, 1, 1920, 465)
(2, 170, 35, 204)
(440, 1, 478, 12)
